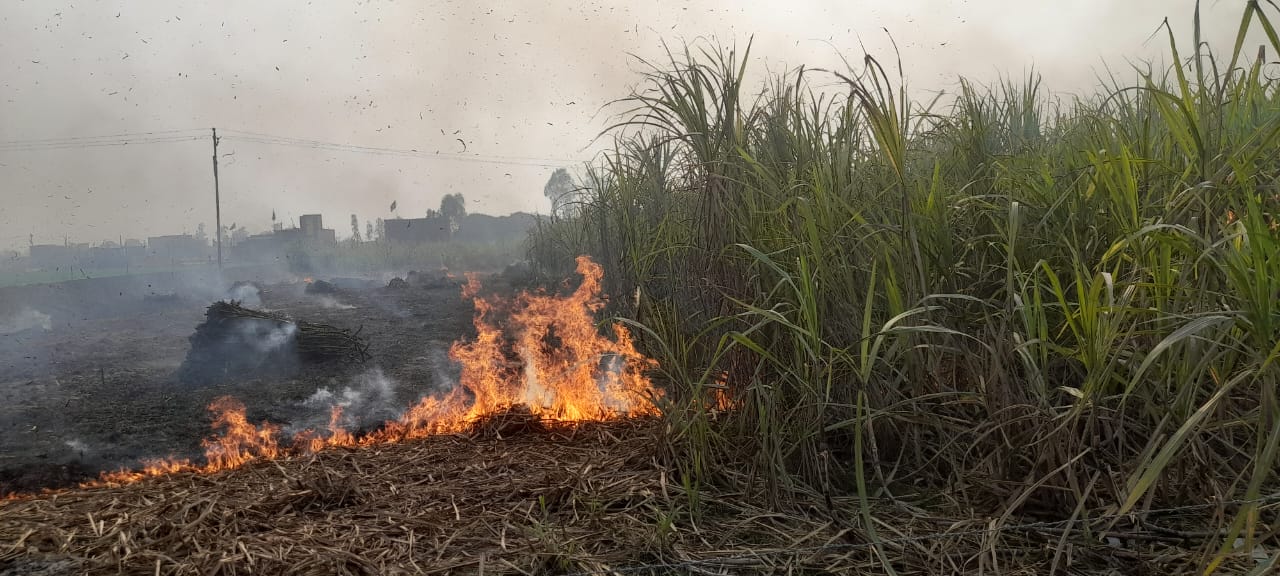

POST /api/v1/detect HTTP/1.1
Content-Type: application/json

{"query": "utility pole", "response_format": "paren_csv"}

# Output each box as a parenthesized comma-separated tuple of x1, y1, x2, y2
(212, 128, 223, 270)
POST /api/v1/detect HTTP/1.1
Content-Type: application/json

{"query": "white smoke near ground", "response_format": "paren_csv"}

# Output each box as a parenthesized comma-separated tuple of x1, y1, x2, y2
(519, 345, 552, 408)
(424, 342, 460, 395)
(0, 308, 53, 335)
(286, 368, 401, 437)
(597, 353, 631, 412)
(314, 295, 355, 310)
(64, 438, 90, 455)
(229, 318, 297, 354)
(284, 344, 461, 440)
(226, 283, 262, 307)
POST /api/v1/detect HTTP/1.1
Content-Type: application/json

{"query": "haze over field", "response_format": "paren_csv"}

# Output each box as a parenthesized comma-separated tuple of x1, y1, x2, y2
(0, 0, 1250, 250)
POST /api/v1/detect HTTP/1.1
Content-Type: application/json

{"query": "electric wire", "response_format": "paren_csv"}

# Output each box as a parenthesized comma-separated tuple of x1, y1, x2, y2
(218, 131, 579, 168)
(219, 128, 580, 165)
(0, 128, 207, 149)
(1, 128, 588, 169)
(0, 135, 206, 152)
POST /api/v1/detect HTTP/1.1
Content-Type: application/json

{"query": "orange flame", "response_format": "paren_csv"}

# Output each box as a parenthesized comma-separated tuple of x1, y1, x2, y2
(710, 371, 735, 412)
(303, 277, 315, 284)
(293, 405, 354, 454)
(386, 256, 660, 438)
(78, 256, 661, 488)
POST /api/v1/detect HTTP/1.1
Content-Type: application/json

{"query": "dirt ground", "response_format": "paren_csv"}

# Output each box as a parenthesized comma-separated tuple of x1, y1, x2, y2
(0, 270, 481, 494)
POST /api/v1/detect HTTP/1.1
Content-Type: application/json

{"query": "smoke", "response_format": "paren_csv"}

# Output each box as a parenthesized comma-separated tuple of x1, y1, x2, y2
(0, 308, 52, 335)
(286, 368, 400, 436)
(314, 295, 356, 310)
(597, 353, 630, 412)
(284, 342, 460, 440)
(519, 345, 552, 408)
(227, 283, 262, 307)
(233, 318, 297, 355)
(64, 439, 90, 456)
(424, 341, 461, 394)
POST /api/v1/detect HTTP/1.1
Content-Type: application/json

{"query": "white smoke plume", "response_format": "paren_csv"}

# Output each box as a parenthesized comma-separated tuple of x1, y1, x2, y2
(228, 318, 297, 354)
(64, 438, 90, 456)
(226, 283, 262, 307)
(0, 308, 53, 335)
(314, 295, 356, 310)
(286, 368, 400, 437)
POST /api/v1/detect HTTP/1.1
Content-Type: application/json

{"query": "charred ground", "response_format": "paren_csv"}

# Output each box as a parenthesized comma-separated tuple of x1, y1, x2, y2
(0, 270, 481, 493)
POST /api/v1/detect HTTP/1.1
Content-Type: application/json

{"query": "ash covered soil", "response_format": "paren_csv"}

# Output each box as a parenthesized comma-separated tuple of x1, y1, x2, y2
(0, 272, 482, 494)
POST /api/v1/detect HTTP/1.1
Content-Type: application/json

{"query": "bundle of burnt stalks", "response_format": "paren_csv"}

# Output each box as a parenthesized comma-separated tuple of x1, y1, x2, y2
(179, 301, 369, 382)
(406, 268, 463, 290)
(303, 279, 338, 295)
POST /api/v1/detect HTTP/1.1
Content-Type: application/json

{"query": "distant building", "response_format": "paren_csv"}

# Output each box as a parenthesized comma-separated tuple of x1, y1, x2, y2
(233, 233, 286, 263)
(86, 243, 145, 269)
(384, 216, 451, 244)
(147, 234, 207, 262)
(299, 214, 337, 244)
(229, 214, 335, 263)
(453, 212, 536, 244)
(28, 244, 77, 270)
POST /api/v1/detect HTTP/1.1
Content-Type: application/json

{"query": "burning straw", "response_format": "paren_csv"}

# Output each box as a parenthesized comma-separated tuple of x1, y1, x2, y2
(180, 301, 369, 382)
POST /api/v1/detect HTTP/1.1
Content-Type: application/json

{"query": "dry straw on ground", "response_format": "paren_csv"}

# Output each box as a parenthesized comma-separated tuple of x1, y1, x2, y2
(0, 416, 1271, 575)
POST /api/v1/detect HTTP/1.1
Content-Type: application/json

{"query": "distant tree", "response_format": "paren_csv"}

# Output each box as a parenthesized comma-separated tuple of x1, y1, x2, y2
(195, 222, 208, 245)
(350, 214, 362, 243)
(440, 193, 466, 238)
(366, 221, 374, 242)
(440, 193, 466, 220)
(375, 218, 385, 242)
(543, 168, 576, 218)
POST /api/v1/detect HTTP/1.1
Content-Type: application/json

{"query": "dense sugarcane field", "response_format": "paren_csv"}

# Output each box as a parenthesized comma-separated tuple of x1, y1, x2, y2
(10, 3, 1280, 574)
(522, 2, 1280, 571)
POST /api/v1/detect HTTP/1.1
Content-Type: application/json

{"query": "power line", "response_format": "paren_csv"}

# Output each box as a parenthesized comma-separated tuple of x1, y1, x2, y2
(221, 135, 567, 168)
(0, 135, 205, 152)
(0, 128, 206, 148)
(222, 129, 578, 165)
(0, 127, 588, 168)
(220, 128, 582, 163)
(217, 129, 583, 167)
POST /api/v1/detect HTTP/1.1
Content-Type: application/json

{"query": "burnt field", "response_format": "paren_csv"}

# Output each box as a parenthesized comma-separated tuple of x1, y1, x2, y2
(0, 268, 479, 494)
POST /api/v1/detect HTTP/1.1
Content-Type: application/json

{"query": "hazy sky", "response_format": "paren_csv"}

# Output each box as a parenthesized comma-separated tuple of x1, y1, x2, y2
(0, 0, 1254, 250)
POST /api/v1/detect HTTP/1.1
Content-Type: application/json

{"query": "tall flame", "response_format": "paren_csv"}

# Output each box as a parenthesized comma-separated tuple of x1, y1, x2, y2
(387, 255, 660, 438)
(88, 256, 660, 486)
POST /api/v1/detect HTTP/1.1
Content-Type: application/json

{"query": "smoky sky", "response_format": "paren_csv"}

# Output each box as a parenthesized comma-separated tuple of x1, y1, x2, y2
(0, 0, 1251, 250)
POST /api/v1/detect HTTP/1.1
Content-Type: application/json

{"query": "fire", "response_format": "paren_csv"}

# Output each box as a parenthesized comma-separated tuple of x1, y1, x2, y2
(294, 406, 355, 453)
(303, 277, 315, 284)
(711, 371, 735, 412)
(83, 256, 660, 487)
(386, 256, 659, 438)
